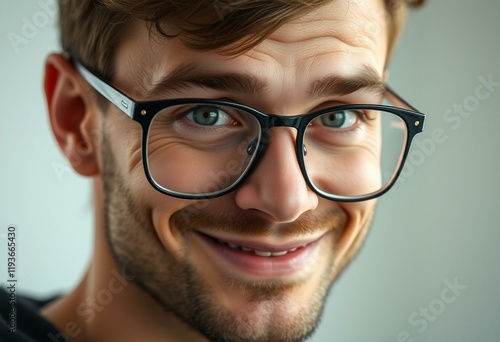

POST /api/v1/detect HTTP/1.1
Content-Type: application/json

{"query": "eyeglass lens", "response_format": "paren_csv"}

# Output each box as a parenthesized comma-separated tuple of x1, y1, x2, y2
(145, 103, 407, 198)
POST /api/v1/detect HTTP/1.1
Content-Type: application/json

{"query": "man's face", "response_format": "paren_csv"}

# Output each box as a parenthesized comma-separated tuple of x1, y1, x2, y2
(98, 1, 388, 341)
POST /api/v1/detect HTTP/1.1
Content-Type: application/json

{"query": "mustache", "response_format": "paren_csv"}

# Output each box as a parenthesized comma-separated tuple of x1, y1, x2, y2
(170, 204, 348, 238)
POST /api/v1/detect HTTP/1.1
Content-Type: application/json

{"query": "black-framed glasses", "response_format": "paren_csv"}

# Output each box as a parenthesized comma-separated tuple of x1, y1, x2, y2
(76, 61, 425, 202)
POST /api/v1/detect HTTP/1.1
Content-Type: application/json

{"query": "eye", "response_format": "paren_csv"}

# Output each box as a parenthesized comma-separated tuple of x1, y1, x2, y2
(186, 106, 232, 126)
(319, 110, 359, 129)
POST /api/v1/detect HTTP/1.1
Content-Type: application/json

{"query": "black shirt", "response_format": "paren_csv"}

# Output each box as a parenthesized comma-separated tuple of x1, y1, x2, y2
(0, 288, 65, 342)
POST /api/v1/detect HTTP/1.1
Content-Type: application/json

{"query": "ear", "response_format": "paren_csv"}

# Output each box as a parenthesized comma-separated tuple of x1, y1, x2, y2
(44, 53, 100, 176)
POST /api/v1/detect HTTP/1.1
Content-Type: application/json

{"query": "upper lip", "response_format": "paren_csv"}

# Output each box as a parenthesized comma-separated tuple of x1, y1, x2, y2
(194, 229, 329, 253)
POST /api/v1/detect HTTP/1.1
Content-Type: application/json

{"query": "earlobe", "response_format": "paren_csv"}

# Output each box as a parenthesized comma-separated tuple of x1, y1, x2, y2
(44, 53, 100, 176)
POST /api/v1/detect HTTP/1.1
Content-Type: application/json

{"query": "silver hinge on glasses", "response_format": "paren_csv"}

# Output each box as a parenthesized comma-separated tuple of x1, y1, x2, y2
(75, 62, 135, 119)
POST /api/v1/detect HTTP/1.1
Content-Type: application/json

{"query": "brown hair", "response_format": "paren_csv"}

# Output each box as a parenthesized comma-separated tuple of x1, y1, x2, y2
(59, 0, 425, 81)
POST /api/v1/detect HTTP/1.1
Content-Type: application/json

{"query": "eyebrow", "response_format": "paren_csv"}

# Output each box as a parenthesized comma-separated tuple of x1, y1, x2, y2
(148, 63, 384, 99)
(309, 65, 385, 99)
(148, 63, 268, 97)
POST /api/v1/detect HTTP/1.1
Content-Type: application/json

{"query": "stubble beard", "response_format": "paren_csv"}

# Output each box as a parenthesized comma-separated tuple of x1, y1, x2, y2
(100, 131, 365, 342)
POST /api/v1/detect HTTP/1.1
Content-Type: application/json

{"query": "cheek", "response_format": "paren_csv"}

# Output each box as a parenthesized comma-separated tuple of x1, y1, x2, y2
(333, 200, 376, 266)
(104, 109, 196, 258)
(342, 200, 376, 225)
(146, 116, 257, 195)
(150, 196, 191, 260)
(105, 107, 144, 176)
(152, 196, 241, 262)
(304, 126, 382, 197)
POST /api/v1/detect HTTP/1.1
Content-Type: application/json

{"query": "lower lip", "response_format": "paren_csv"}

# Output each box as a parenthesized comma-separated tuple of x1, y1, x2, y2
(193, 232, 324, 278)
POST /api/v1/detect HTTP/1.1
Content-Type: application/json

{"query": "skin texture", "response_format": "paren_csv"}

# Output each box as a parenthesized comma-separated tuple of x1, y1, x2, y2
(42, 1, 388, 341)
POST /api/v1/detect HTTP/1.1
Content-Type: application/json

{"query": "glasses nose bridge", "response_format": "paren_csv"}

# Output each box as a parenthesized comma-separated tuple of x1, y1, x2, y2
(259, 115, 304, 151)
(260, 115, 309, 151)
(254, 113, 317, 201)
(268, 115, 303, 130)
(256, 114, 308, 180)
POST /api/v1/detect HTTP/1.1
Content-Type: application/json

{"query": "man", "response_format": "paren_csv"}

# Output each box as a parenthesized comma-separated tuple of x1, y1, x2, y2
(1, 0, 425, 341)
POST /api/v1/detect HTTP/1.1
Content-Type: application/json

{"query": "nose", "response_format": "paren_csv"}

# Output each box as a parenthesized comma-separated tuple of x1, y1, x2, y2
(234, 128, 319, 223)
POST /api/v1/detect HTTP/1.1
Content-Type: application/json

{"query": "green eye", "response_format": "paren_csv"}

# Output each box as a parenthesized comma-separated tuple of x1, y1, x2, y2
(188, 106, 226, 126)
(320, 110, 358, 128)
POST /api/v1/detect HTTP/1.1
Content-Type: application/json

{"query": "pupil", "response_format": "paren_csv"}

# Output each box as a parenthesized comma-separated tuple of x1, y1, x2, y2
(194, 107, 218, 125)
(321, 112, 345, 128)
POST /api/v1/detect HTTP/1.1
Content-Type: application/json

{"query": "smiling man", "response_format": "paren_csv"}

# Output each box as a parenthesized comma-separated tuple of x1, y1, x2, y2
(3, 0, 425, 341)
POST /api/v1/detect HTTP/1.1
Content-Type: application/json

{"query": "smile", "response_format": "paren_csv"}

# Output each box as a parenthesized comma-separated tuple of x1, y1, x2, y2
(216, 238, 301, 257)
(192, 230, 328, 279)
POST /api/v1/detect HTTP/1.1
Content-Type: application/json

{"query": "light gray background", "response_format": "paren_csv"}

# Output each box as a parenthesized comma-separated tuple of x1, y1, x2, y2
(1, 1, 499, 341)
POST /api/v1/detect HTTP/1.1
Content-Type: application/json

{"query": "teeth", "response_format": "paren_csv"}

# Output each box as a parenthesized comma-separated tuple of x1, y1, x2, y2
(254, 250, 272, 257)
(215, 238, 301, 257)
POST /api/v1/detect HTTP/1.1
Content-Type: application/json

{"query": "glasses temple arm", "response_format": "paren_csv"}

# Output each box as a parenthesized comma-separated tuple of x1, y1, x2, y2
(75, 62, 135, 118)
(384, 85, 421, 113)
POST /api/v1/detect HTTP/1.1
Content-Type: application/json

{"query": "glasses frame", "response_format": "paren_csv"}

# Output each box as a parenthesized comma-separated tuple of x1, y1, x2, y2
(76, 61, 425, 202)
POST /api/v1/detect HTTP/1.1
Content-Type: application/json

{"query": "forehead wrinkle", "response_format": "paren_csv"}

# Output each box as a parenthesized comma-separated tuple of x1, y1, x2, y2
(263, 0, 387, 60)
(255, 24, 386, 75)
(268, 0, 382, 40)
(246, 33, 385, 98)
(118, 1, 387, 106)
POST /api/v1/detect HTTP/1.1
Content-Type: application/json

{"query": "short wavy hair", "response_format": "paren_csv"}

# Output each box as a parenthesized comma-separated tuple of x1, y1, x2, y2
(59, 0, 425, 81)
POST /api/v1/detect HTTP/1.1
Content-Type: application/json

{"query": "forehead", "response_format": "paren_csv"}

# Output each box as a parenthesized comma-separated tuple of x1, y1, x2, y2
(263, 0, 387, 52)
(114, 0, 388, 104)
